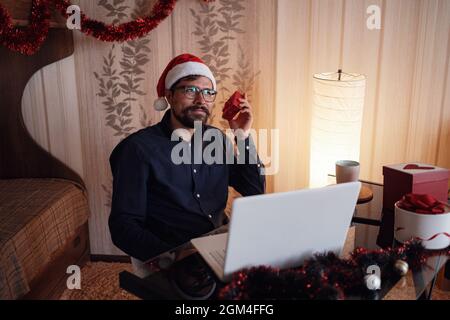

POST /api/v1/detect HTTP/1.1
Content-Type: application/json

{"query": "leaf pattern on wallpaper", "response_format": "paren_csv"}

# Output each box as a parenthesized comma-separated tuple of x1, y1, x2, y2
(94, 45, 132, 137)
(190, 0, 259, 128)
(98, 0, 129, 24)
(131, 0, 154, 128)
(94, 0, 152, 139)
(95, 0, 153, 208)
(219, 44, 261, 128)
(232, 44, 260, 99)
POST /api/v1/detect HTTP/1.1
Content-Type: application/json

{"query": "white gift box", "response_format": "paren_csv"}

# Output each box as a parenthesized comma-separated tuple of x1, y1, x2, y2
(394, 202, 450, 250)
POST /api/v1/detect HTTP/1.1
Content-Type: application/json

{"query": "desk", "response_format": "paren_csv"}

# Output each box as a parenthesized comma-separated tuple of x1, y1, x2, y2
(119, 181, 448, 300)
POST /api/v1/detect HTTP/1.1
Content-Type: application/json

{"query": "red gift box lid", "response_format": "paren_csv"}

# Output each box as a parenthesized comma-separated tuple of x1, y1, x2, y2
(222, 91, 244, 121)
(383, 163, 449, 183)
(223, 91, 244, 111)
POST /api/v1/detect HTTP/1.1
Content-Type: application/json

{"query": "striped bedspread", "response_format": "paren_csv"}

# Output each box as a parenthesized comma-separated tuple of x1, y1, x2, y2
(0, 179, 89, 299)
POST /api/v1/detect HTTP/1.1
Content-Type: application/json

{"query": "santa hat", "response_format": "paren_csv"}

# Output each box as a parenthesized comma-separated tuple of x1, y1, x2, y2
(154, 53, 217, 111)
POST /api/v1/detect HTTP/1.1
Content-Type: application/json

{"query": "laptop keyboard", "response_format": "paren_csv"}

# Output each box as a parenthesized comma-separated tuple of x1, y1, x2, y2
(209, 249, 226, 267)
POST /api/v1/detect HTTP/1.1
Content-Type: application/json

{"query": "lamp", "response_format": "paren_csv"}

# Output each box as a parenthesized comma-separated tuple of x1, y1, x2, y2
(309, 70, 366, 187)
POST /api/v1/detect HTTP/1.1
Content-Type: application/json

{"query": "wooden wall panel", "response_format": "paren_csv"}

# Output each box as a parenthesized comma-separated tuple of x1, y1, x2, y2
(405, 0, 450, 164)
(341, 0, 383, 181)
(22, 56, 85, 178)
(22, 72, 50, 151)
(436, 0, 450, 172)
(275, 0, 312, 192)
(370, 0, 421, 182)
(252, 0, 277, 193)
(72, 34, 116, 255)
(42, 56, 84, 178)
(310, 0, 345, 73)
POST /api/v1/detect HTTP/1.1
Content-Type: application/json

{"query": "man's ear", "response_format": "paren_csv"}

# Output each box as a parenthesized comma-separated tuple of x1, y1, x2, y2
(165, 89, 173, 105)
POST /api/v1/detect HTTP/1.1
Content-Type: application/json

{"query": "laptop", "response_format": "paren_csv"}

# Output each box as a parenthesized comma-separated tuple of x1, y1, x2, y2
(191, 181, 361, 282)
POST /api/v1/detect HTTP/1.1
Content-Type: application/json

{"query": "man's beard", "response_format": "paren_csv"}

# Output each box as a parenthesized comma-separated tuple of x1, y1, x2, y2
(172, 105, 211, 128)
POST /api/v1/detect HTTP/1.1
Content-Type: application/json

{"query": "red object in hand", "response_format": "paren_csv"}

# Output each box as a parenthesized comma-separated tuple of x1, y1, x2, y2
(222, 91, 244, 121)
(397, 193, 447, 214)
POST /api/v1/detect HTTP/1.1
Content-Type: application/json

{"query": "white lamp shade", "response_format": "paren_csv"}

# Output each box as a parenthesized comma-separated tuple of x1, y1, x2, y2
(309, 72, 366, 187)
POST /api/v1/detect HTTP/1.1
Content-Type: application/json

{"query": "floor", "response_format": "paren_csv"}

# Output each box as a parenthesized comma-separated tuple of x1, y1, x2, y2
(59, 262, 138, 300)
(58, 261, 450, 300)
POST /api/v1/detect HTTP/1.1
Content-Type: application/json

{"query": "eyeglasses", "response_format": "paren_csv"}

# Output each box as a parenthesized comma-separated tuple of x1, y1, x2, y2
(173, 86, 217, 103)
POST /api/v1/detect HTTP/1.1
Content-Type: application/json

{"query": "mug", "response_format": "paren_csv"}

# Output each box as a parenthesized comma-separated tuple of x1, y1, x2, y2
(336, 160, 360, 184)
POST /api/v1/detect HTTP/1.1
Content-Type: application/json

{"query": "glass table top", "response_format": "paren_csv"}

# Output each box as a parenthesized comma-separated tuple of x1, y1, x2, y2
(119, 181, 449, 300)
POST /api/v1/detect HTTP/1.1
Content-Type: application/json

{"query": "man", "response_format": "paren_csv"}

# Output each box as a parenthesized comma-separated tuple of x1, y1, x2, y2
(108, 53, 265, 264)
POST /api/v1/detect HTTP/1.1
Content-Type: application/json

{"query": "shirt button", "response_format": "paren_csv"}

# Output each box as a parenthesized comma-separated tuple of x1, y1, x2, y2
(196, 193, 200, 198)
(257, 163, 261, 168)
(246, 145, 250, 150)
(208, 214, 212, 219)
(193, 169, 197, 173)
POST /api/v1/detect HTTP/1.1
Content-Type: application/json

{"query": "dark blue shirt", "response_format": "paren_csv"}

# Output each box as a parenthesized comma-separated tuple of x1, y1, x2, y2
(108, 110, 265, 261)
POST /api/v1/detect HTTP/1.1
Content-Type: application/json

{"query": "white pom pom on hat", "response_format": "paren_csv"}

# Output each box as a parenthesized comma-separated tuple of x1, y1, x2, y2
(153, 53, 216, 111)
(154, 97, 170, 111)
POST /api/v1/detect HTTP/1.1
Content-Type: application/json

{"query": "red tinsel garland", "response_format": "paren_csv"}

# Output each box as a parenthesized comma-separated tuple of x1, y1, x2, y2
(218, 240, 450, 300)
(53, 0, 176, 42)
(0, 0, 212, 55)
(0, 0, 51, 55)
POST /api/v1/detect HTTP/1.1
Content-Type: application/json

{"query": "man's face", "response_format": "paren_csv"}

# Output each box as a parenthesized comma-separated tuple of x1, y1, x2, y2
(166, 76, 215, 128)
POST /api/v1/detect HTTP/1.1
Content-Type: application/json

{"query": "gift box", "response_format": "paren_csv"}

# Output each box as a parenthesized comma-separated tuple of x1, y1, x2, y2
(383, 163, 449, 212)
(394, 194, 450, 250)
(222, 91, 243, 121)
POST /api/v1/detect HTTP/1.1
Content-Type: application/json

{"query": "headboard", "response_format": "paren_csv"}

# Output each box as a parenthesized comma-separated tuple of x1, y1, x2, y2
(0, 1, 85, 188)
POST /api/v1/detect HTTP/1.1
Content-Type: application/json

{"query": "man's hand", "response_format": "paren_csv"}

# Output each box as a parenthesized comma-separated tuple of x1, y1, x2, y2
(228, 96, 253, 139)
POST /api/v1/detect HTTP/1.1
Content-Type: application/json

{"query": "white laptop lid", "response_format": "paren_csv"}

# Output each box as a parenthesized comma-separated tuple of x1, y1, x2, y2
(223, 181, 361, 277)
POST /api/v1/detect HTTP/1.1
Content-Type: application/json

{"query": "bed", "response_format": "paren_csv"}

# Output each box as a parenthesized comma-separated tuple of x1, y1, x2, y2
(0, 1, 90, 299)
(0, 179, 89, 299)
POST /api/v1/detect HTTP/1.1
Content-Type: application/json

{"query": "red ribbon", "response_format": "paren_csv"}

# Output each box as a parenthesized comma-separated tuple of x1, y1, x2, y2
(416, 232, 450, 241)
(397, 193, 448, 215)
(396, 228, 450, 242)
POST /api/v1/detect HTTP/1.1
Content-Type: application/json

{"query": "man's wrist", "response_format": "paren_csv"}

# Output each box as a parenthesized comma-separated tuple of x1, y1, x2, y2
(233, 128, 251, 141)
